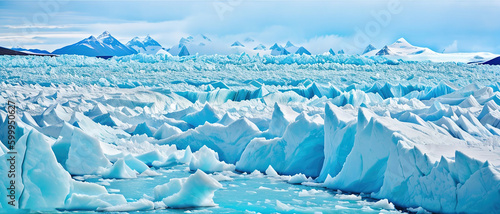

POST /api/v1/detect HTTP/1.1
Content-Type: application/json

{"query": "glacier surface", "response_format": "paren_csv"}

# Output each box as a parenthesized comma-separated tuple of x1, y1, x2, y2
(0, 54, 499, 213)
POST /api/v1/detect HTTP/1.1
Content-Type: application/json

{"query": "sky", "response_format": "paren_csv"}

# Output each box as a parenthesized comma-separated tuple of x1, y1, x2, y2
(0, 0, 499, 54)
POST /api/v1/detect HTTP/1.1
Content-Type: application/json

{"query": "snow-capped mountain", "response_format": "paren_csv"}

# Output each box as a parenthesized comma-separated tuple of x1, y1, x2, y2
(52, 31, 136, 57)
(231, 41, 244, 47)
(126, 35, 165, 55)
(295, 46, 311, 55)
(270, 43, 289, 56)
(168, 34, 214, 56)
(284, 41, 299, 54)
(365, 38, 498, 63)
(375, 46, 393, 56)
(362, 44, 377, 55)
(253, 44, 266, 50)
(372, 38, 435, 56)
(97, 31, 137, 56)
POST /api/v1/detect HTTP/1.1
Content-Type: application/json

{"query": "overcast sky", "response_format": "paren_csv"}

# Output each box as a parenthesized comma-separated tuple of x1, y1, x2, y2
(0, 0, 499, 53)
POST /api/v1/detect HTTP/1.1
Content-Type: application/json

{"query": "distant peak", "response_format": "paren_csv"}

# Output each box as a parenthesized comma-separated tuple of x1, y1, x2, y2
(362, 44, 377, 54)
(97, 31, 113, 40)
(101, 31, 110, 36)
(285, 41, 295, 48)
(395, 38, 409, 44)
(86, 35, 97, 41)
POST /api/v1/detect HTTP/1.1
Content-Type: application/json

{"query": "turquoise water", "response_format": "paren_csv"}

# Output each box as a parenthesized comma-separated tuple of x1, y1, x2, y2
(80, 165, 402, 213)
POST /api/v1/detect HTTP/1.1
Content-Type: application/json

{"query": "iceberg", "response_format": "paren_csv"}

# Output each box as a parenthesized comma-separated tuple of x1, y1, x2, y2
(154, 170, 222, 208)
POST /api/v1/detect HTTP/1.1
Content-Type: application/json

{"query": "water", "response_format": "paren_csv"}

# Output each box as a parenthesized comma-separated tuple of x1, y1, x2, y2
(80, 165, 403, 213)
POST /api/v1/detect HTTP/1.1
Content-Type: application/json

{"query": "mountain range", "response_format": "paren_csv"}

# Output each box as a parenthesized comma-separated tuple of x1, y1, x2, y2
(3, 31, 498, 63)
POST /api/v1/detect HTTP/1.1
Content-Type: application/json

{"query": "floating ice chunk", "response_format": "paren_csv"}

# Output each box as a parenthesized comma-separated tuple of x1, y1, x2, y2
(182, 104, 220, 127)
(153, 123, 182, 139)
(152, 153, 180, 167)
(372, 199, 395, 210)
(275, 200, 294, 211)
(139, 169, 161, 176)
(407, 207, 431, 214)
(189, 146, 235, 173)
(102, 158, 137, 179)
(156, 170, 222, 208)
(334, 194, 361, 201)
(64, 180, 128, 210)
(288, 173, 308, 184)
(265, 165, 279, 177)
(298, 189, 327, 197)
(180, 146, 193, 164)
(136, 150, 166, 166)
(64, 193, 127, 210)
(249, 170, 264, 177)
(154, 177, 183, 201)
(123, 154, 149, 173)
(97, 199, 154, 212)
(210, 173, 233, 181)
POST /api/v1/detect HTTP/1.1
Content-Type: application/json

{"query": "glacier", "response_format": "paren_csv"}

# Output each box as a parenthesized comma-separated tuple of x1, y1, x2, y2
(0, 54, 499, 213)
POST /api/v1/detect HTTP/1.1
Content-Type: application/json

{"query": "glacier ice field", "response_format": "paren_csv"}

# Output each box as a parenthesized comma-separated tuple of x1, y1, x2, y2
(0, 54, 500, 213)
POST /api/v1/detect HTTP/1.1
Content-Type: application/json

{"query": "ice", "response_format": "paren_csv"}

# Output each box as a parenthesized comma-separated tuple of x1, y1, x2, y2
(57, 124, 111, 175)
(372, 199, 395, 210)
(182, 103, 220, 127)
(1, 54, 500, 213)
(288, 173, 308, 184)
(267, 103, 299, 137)
(276, 200, 294, 211)
(189, 145, 235, 173)
(123, 154, 149, 173)
(154, 170, 222, 208)
(136, 150, 166, 166)
(97, 199, 154, 212)
(159, 117, 261, 164)
(236, 112, 324, 177)
(265, 165, 279, 177)
(64, 192, 127, 210)
(130, 122, 155, 137)
(102, 158, 137, 179)
(153, 123, 182, 139)
(0, 128, 70, 209)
